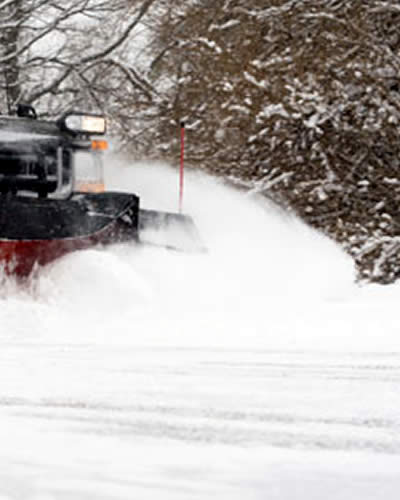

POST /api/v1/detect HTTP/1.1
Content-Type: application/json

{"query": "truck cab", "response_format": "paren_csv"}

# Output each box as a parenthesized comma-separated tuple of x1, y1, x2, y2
(0, 106, 106, 199)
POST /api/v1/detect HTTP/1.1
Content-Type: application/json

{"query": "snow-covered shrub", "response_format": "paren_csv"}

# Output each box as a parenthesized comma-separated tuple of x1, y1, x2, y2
(145, 0, 400, 283)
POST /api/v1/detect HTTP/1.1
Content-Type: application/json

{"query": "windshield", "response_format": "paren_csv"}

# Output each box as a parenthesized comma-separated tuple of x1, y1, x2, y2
(0, 136, 72, 199)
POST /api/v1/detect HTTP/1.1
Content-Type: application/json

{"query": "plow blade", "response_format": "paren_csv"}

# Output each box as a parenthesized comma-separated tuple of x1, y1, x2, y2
(138, 209, 205, 253)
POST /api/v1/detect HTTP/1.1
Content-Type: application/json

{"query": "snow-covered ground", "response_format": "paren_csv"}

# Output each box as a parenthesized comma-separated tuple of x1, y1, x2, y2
(1, 161, 400, 499)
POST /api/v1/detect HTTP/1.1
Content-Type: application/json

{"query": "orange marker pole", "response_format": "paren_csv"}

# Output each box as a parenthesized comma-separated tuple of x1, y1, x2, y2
(179, 122, 185, 213)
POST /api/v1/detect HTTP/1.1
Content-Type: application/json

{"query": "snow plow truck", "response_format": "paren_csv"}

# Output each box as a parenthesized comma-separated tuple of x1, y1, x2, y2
(0, 105, 202, 276)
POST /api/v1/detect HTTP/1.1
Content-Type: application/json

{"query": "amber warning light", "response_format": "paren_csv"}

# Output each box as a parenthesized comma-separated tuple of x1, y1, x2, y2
(92, 140, 108, 151)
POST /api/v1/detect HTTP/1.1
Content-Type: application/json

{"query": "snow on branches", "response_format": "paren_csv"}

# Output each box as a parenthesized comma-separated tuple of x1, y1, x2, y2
(0, 0, 158, 117)
(144, 0, 400, 284)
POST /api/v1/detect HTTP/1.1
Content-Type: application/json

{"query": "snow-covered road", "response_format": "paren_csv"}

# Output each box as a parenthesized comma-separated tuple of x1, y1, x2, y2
(1, 162, 400, 499)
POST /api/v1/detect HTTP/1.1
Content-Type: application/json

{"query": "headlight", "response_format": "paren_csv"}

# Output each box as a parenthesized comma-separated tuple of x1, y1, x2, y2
(61, 112, 106, 135)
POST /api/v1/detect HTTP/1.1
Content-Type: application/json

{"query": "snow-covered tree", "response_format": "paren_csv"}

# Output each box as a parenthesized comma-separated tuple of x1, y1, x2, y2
(0, 0, 158, 117)
(141, 0, 400, 283)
